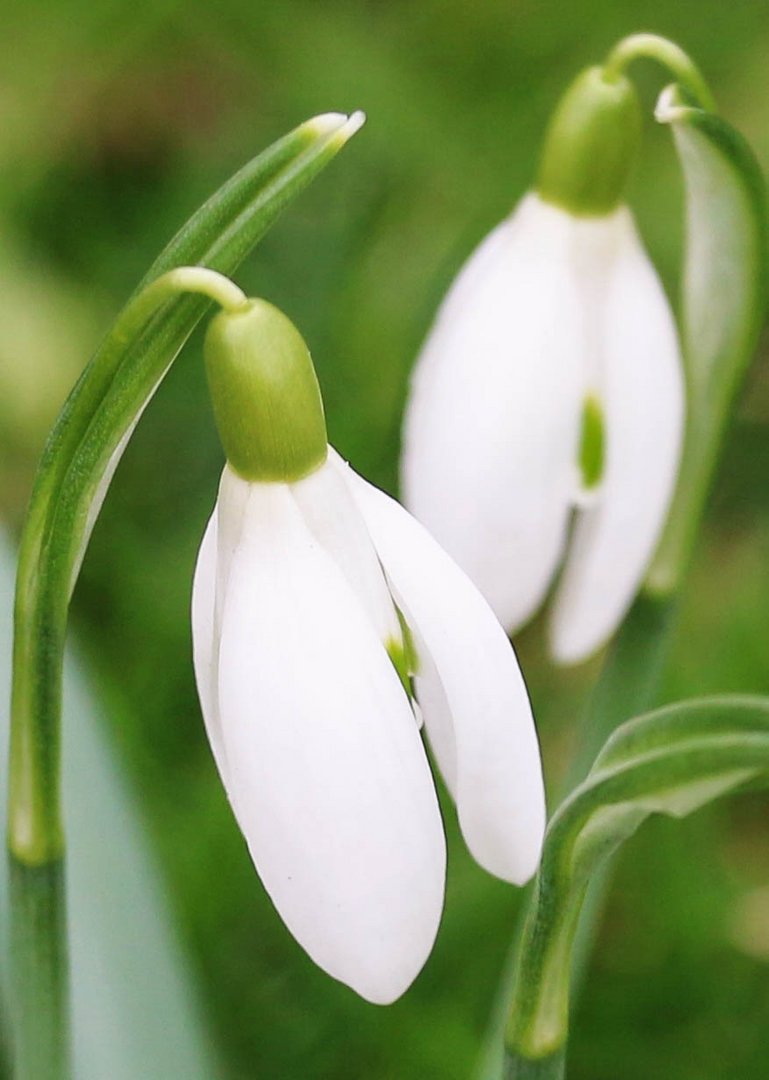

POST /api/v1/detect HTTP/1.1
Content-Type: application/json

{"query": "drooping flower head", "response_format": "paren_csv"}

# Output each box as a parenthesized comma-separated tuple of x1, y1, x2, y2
(402, 60, 685, 664)
(192, 296, 545, 1003)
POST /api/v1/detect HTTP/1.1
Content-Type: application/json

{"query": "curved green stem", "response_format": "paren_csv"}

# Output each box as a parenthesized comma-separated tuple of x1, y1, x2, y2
(603, 33, 716, 112)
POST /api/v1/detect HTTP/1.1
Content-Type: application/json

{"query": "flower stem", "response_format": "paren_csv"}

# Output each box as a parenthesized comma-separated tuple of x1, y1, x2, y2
(9, 859, 69, 1079)
(8, 270, 239, 1080)
(503, 1048, 565, 1079)
(6, 112, 362, 1075)
(475, 593, 678, 1080)
(564, 591, 679, 789)
(603, 33, 716, 112)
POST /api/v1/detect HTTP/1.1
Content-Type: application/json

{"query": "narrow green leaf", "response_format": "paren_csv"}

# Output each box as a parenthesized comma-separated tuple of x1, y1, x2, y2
(505, 696, 769, 1069)
(594, 693, 769, 770)
(648, 87, 768, 593)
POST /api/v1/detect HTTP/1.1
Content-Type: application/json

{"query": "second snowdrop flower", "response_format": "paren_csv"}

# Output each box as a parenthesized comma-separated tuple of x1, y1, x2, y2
(192, 293, 545, 1004)
(402, 63, 685, 664)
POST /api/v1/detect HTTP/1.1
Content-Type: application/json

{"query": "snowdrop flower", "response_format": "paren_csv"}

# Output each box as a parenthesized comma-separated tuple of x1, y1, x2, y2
(192, 297, 545, 1003)
(402, 66, 685, 664)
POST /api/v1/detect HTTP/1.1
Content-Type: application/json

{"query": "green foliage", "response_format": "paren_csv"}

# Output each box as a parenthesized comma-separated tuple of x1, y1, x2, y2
(506, 697, 769, 1071)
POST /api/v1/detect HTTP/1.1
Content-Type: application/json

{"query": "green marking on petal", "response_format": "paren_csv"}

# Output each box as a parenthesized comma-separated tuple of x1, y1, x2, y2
(578, 394, 605, 490)
(386, 607, 420, 701)
(399, 609, 419, 674)
(386, 637, 413, 698)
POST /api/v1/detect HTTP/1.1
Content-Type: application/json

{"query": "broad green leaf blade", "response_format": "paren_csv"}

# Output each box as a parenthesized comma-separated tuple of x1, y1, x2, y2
(0, 529, 217, 1078)
(648, 87, 768, 593)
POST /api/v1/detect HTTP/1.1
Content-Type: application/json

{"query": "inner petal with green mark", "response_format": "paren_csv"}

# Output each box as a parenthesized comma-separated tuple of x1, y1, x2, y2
(578, 394, 605, 491)
(387, 606, 420, 702)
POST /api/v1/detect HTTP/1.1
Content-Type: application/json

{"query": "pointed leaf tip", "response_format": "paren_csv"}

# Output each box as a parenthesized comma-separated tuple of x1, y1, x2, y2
(336, 110, 367, 143)
(304, 110, 366, 143)
(654, 83, 687, 124)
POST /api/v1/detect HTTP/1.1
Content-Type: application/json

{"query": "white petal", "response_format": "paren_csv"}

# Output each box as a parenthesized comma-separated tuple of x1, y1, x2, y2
(291, 455, 402, 648)
(550, 211, 684, 663)
(401, 193, 587, 631)
(216, 480, 445, 1004)
(191, 510, 228, 782)
(191, 467, 255, 792)
(342, 455, 546, 885)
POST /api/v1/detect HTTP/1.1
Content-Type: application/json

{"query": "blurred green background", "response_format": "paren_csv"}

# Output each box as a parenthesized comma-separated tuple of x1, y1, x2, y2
(2, 0, 769, 1076)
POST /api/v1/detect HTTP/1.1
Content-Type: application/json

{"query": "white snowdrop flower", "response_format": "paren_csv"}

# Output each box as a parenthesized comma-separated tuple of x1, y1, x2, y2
(192, 297, 545, 1004)
(402, 66, 685, 664)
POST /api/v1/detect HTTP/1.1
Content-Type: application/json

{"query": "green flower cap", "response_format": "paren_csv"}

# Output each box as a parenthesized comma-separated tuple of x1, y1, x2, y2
(204, 299, 328, 482)
(536, 66, 641, 216)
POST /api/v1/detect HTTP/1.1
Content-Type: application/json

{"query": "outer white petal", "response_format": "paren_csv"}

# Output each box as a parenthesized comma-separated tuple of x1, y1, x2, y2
(401, 193, 586, 631)
(340, 455, 546, 885)
(191, 468, 254, 791)
(550, 211, 685, 663)
(215, 479, 445, 1004)
(291, 454, 402, 648)
(191, 511, 228, 781)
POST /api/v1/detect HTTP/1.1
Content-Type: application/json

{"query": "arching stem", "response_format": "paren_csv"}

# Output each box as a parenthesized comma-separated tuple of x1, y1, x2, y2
(604, 33, 716, 112)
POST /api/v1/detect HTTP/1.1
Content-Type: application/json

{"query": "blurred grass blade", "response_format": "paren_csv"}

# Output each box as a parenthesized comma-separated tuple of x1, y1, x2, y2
(648, 87, 768, 594)
(0, 529, 217, 1078)
(504, 696, 769, 1077)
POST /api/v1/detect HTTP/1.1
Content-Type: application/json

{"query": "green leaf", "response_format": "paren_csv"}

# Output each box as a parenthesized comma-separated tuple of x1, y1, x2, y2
(0, 530, 217, 1078)
(648, 87, 768, 593)
(594, 693, 769, 770)
(505, 696, 769, 1071)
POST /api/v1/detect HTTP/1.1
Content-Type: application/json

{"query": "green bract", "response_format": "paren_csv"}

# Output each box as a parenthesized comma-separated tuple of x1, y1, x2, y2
(536, 66, 641, 216)
(647, 85, 769, 594)
(205, 300, 328, 482)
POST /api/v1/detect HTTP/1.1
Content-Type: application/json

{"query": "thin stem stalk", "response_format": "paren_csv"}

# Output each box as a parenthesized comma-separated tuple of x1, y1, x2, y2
(9, 859, 69, 1079)
(603, 34, 716, 112)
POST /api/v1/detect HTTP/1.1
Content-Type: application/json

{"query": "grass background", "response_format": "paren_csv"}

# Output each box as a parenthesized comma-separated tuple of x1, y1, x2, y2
(2, 1, 769, 1076)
